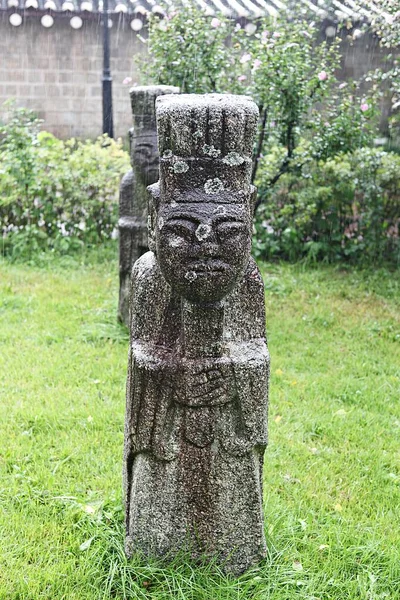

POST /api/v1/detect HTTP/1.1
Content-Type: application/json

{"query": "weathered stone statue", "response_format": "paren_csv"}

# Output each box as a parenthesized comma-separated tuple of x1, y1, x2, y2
(118, 85, 179, 326)
(123, 94, 269, 575)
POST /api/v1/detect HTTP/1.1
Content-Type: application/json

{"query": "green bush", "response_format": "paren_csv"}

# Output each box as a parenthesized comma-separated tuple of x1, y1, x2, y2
(140, 5, 378, 192)
(253, 148, 400, 265)
(0, 106, 130, 259)
(139, 6, 243, 94)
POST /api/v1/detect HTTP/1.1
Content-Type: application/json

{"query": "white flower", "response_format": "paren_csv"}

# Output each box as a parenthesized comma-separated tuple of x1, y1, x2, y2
(211, 17, 221, 28)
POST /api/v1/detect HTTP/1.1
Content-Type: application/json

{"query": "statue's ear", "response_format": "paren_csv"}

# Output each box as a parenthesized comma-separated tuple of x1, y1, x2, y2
(147, 182, 160, 253)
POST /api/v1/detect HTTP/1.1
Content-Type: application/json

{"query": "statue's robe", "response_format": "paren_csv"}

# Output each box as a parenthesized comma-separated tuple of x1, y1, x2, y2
(123, 251, 269, 575)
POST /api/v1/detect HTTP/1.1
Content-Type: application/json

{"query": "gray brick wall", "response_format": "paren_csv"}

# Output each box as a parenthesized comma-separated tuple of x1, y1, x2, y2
(0, 13, 144, 139)
(0, 14, 396, 140)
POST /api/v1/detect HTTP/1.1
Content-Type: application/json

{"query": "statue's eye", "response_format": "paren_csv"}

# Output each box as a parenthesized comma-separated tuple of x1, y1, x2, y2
(164, 221, 195, 240)
(135, 144, 153, 159)
(217, 222, 246, 238)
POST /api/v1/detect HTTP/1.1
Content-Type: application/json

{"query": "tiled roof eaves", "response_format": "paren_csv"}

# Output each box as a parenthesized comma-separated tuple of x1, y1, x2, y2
(0, 0, 388, 20)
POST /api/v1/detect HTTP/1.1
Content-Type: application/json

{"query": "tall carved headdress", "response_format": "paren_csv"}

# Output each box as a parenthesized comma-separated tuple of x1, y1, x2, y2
(126, 85, 180, 185)
(129, 85, 180, 142)
(153, 94, 259, 205)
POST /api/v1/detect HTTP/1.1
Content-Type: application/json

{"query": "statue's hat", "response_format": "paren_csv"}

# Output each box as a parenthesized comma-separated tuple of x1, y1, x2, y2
(130, 85, 180, 119)
(155, 94, 259, 203)
(129, 85, 180, 141)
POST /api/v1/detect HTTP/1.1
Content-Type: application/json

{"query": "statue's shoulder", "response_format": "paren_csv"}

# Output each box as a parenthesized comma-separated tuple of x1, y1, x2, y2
(131, 251, 159, 282)
(120, 168, 135, 187)
(130, 252, 171, 341)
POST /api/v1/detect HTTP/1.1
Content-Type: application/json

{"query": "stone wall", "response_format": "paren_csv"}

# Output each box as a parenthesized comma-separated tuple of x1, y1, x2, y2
(0, 13, 396, 139)
(0, 13, 143, 139)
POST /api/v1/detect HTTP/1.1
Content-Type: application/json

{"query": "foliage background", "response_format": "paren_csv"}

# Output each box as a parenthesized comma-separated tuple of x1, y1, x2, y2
(0, 105, 130, 260)
(1, 5, 399, 265)
(138, 4, 399, 266)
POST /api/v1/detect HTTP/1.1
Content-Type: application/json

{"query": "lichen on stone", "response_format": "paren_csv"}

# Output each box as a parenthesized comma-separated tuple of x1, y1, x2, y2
(162, 149, 173, 158)
(192, 130, 203, 139)
(214, 205, 226, 216)
(184, 270, 197, 282)
(195, 223, 212, 241)
(202, 144, 221, 158)
(204, 178, 224, 195)
(158, 216, 164, 230)
(173, 161, 189, 173)
(222, 152, 246, 166)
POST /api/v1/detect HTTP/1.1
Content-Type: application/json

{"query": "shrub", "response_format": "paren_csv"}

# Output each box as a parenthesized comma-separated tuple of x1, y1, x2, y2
(0, 106, 130, 259)
(140, 5, 378, 196)
(253, 148, 400, 265)
(139, 6, 243, 94)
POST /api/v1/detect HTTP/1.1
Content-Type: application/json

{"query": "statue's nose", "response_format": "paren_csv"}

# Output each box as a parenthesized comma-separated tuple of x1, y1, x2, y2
(195, 223, 219, 256)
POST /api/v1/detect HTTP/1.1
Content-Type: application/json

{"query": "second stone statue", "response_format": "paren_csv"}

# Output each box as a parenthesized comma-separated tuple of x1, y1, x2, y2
(118, 85, 179, 326)
(123, 94, 270, 576)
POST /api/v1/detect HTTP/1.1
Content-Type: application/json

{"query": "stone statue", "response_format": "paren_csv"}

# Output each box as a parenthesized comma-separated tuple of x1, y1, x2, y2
(123, 94, 270, 576)
(118, 85, 179, 326)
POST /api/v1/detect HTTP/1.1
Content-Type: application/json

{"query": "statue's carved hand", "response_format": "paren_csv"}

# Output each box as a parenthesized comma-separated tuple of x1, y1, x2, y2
(175, 360, 235, 407)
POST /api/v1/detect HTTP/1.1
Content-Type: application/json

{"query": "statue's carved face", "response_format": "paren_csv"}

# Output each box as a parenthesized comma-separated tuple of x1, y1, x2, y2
(155, 201, 252, 303)
(133, 132, 159, 185)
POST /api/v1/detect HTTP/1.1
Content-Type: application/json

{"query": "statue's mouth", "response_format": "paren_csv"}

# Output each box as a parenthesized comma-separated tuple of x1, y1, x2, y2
(190, 260, 229, 274)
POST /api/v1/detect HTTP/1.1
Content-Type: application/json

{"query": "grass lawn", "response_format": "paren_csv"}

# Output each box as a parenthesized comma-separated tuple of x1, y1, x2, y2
(0, 247, 399, 600)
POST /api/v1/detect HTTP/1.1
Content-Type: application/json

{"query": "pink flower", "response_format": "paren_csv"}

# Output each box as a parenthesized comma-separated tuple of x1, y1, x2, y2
(237, 75, 247, 82)
(123, 77, 132, 85)
(339, 82, 347, 89)
(253, 59, 262, 70)
(318, 71, 328, 81)
(240, 53, 251, 64)
(261, 30, 269, 38)
(272, 31, 281, 38)
(360, 103, 369, 112)
(211, 17, 221, 28)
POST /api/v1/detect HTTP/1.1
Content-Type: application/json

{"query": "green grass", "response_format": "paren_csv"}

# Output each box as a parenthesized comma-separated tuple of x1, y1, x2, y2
(0, 247, 399, 599)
